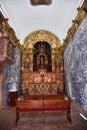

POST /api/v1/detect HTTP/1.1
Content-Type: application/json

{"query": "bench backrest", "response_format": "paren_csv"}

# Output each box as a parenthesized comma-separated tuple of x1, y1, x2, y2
(44, 99, 71, 108)
(16, 99, 71, 109)
(44, 94, 64, 100)
(24, 95, 43, 100)
(24, 94, 64, 100)
(16, 100, 43, 109)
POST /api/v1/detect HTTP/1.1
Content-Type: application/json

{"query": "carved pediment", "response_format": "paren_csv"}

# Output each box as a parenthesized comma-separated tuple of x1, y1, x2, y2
(24, 30, 61, 49)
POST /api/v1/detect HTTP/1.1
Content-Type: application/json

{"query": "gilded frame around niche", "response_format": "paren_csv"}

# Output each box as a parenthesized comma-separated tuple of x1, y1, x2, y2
(30, 0, 52, 5)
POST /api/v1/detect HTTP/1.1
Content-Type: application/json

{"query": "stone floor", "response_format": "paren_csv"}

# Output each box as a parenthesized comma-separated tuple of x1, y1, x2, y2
(0, 101, 87, 130)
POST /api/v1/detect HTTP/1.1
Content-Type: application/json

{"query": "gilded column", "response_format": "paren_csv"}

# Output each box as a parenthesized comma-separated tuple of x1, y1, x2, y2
(28, 48, 33, 72)
(51, 48, 56, 72)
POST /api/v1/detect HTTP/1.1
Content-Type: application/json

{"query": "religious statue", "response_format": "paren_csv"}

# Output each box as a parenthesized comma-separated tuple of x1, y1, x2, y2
(40, 56, 44, 65)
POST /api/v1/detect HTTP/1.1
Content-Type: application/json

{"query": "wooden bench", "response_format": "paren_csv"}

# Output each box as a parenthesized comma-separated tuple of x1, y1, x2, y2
(15, 98, 71, 124)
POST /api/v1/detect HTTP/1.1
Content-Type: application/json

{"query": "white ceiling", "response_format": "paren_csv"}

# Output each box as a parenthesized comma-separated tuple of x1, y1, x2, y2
(0, 0, 84, 45)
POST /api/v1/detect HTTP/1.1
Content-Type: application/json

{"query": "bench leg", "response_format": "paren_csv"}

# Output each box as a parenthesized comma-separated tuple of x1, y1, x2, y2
(67, 111, 71, 123)
(43, 111, 45, 124)
(15, 112, 19, 125)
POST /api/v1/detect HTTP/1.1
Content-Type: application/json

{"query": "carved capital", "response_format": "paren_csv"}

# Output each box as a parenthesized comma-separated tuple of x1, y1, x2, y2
(0, 12, 21, 50)
(62, 0, 87, 50)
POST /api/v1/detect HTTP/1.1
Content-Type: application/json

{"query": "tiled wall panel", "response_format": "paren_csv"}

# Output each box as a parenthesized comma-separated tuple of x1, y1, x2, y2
(3, 48, 21, 105)
(63, 17, 87, 110)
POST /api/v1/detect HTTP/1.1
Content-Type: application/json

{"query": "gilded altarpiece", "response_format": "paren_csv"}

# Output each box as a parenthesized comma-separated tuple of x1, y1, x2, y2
(21, 30, 64, 95)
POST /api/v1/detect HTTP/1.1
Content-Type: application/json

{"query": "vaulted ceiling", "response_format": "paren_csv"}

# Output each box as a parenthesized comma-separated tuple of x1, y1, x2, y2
(0, 0, 84, 45)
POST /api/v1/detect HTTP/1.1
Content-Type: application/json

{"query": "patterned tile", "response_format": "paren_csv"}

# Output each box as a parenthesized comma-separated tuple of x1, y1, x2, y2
(63, 17, 87, 110)
(3, 48, 21, 105)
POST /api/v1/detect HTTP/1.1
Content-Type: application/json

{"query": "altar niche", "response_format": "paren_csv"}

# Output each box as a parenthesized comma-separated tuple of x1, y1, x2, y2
(33, 41, 52, 72)
(21, 37, 64, 95)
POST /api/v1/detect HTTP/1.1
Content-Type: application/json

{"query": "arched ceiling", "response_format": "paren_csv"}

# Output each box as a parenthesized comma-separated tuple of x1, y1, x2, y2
(0, 0, 84, 45)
